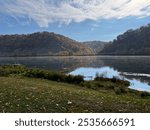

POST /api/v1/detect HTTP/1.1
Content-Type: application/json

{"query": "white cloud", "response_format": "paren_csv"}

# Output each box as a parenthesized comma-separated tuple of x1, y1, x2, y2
(0, 0, 150, 27)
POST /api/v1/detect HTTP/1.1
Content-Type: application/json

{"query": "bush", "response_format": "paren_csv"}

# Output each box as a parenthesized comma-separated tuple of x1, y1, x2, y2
(64, 75, 74, 83)
(141, 91, 150, 98)
(64, 75, 84, 84)
(0, 65, 27, 76)
(80, 81, 92, 88)
(96, 83, 104, 88)
(114, 87, 122, 95)
(0, 65, 84, 85)
(120, 87, 128, 94)
(72, 75, 84, 84)
(111, 77, 117, 83)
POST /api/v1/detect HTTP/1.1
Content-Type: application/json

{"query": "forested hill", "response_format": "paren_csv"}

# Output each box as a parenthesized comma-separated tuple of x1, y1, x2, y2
(83, 41, 108, 54)
(101, 24, 150, 55)
(0, 32, 94, 56)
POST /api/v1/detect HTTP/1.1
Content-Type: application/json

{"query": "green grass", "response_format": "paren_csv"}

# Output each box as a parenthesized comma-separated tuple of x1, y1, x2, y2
(0, 76, 150, 113)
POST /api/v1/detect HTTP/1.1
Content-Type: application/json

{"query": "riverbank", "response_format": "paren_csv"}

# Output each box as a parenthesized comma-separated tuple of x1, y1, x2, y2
(0, 65, 150, 112)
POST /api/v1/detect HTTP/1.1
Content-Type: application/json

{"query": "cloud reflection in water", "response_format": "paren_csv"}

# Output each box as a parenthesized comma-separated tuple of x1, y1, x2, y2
(70, 67, 150, 92)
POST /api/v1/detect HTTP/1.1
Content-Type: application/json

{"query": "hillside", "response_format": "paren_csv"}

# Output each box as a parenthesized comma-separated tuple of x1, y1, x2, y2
(83, 41, 108, 54)
(101, 24, 150, 55)
(0, 32, 94, 56)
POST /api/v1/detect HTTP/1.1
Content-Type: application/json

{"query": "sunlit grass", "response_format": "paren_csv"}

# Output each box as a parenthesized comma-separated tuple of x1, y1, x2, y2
(0, 76, 150, 113)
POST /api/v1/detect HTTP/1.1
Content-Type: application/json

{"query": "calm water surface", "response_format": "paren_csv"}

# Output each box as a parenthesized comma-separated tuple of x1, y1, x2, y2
(0, 56, 150, 92)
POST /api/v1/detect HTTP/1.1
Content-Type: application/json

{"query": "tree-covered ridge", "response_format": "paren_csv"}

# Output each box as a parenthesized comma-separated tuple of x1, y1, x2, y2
(101, 24, 150, 55)
(0, 32, 94, 56)
(83, 41, 109, 54)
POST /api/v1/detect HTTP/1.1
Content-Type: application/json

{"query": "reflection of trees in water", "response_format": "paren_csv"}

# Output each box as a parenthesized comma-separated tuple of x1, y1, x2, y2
(0, 56, 96, 72)
(95, 56, 150, 74)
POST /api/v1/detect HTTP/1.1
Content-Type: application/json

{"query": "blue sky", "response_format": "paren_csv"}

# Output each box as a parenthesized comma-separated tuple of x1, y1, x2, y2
(0, 0, 150, 42)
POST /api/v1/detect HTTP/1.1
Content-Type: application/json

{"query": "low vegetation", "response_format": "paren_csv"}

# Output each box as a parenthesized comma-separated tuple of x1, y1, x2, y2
(0, 65, 84, 84)
(0, 65, 150, 112)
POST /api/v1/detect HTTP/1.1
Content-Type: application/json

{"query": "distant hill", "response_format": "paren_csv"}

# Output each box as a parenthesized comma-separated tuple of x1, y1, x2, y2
(0, 32, 94, 56)
(83, 41, 109, 54)
(101, 24, 150, 55)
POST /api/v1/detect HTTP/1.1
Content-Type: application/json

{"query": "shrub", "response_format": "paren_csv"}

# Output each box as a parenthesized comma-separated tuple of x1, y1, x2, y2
(0, 65, 27, 76)
(111, 77, 117, 83)
(141, 91, 150, 98)
(114, 87, 122, 95)
(96, 83, 104, 88)
(80, 81, 92, 88)
(73, 75, 84, 84)
(64, 75, 74, 83)
(0, 65, 84, 85)
(108, 85, 114, 89)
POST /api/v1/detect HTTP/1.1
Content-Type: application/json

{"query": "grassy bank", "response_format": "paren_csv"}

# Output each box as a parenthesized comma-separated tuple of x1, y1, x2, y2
(0, 65, 150, 112)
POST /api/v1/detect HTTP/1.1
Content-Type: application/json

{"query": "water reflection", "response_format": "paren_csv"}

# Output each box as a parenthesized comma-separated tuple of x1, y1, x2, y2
(128, 79, 150, 92)
(70, 67, 122, 80)
(70, 67, 150, 92)
(0, 56, 150, 73)
(0, 56, 95, 71)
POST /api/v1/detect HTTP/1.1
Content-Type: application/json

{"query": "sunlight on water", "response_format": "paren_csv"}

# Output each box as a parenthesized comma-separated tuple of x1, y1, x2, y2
(70, 67, 150, 92)
(70, 67, 123, 80)
(128, 79, 150, 92)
